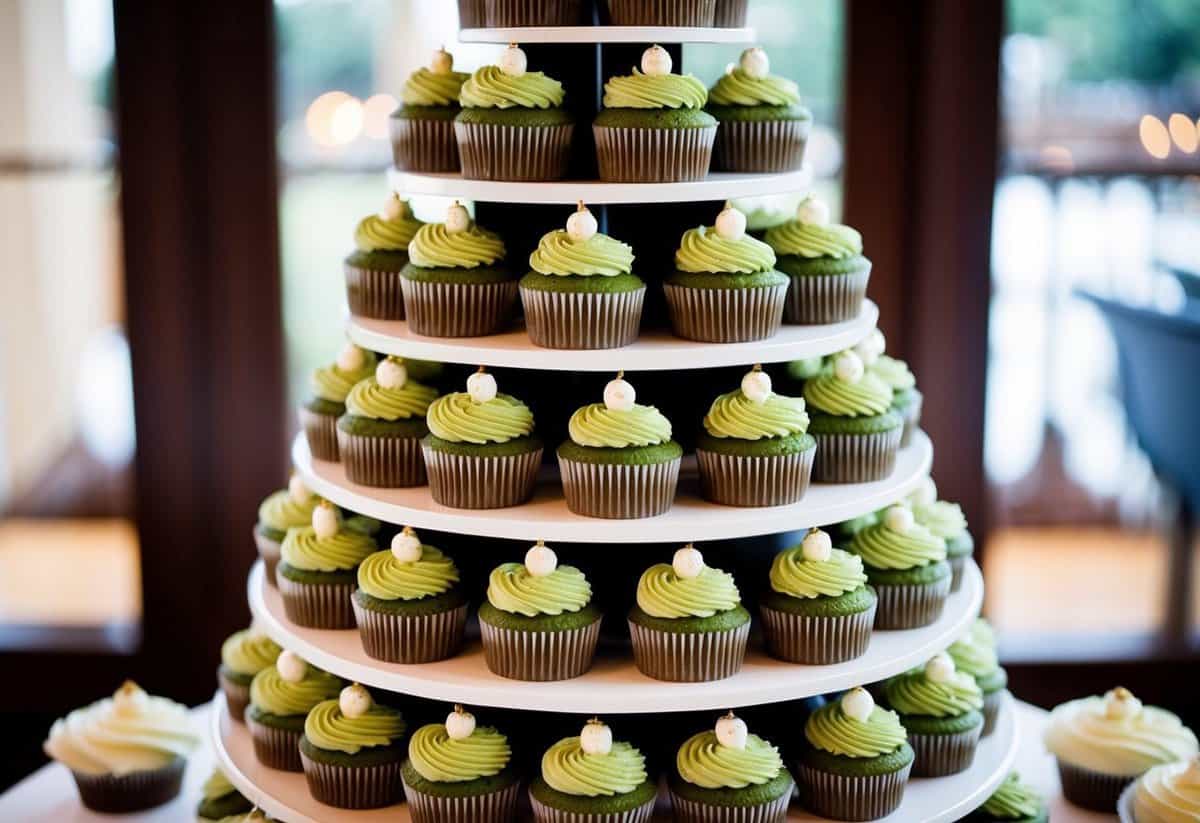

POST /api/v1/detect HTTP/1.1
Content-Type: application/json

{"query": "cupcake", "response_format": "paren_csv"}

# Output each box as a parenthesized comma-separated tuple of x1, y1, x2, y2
(277, 502, 379, 629)
(458, 0, 484, 26)
(557, 372, 682, 518)
(390, 48, 468, 173)
(218, 627, 281, 724)
(713, 0, 747, 26)
(402, 706, 520, 822)
(765, 197, 872, 324)
(802, 350, 903, 482)
(455, 44, 573, 181)
(254, 476, 320, 585)
(300, 684, 407, 809)
(857, 329, 923, 447)
(1044, 687, 1198, 812)
(594, 46, 717, 183)
(696, 364, 816, 506)
(246, 651, 343, 772)
(352, 526, 468, 663)
(948, 619, 1009, 736)
(966, 772, 1048, 823)
(1132, 756, 1200, 823)
(708, 48, 811, 172)
(401, 202, 516, 337)
(669, 712, 794, 823)
(345, 198, 424, 322)
(337, 356, 439, 488)
(884, 653, 985, 777)
(849, 504, 950, 629)
(795, 687, 914, 821)
(530, 719, 657, 823)
(478, 541, 602, 681)
(299, 342, 378, 460)
(663, 203, 788, 343)
(628, 545, 750, 682)
(486, 0, 582, 26)
(909, 476, 974, 591)
(759, 528, 877, 664)
(423, 368, 543, 509)
(197, 769, 254, 821)
(608, 0, 715, 27)
(44, 681, 200, 813)
(519, 202, 645, 350)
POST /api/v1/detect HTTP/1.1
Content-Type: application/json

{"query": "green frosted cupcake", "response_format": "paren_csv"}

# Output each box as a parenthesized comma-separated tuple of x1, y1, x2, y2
(628, 545, 750, 682)
(530, 719, 657, 823)
(884, 653, 985, 777)
(908, 476, 975, 591)
(594, 46, 717, 182)
(298, 342, 378, 462)
(849, 503, 949, 629)
(254, 476, 322, 584)
(478, 541, 602, 681)
(855, 329, 923, 447)
(390, 48, 469, 173)
(277, 501, 379, 629)
(246, 651, 343, 772)
(344, 194, 424, 321)
(218, 627, 281, 724)
(967, 772, 1048, 823)
(455, 44, 573, 181)
(669, 713, 794, 823)
(696, 364, 816, 506)
(708, 48, 811, 172)
(557, 372, 681, 518)
(519, 202, 645, 350)
(196, 769, 254, 821)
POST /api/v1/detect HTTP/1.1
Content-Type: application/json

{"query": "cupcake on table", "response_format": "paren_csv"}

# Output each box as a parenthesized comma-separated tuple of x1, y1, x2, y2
(948, 618, 1009, 735)
(277, 501, 379, 629)
(246, 650, 343, 772)
(217, 624, 280, 724)
(908, 475, 975, 590)
(857, 328, 924, 446)
(298, 341, 377, 460)
(1131, 755, 1200, 823)
(708, 47, 812, 172)
(390, 47, 469, 173)
(608, 0, 716, 27)
(196, 768, 256, 822)
(849, 503, 949, 629)
(343, 194, 424, 320)
(883, 652, 985, 777)
(253, 475, 321, 584)
(965, 771, 1048, 823)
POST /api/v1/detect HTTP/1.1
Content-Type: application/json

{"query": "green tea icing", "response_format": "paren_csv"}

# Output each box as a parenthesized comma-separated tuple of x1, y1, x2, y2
(568, 403, 672, 448)
(426, 392, 534, 444)
(354, 203, 423, 253)
(529, 230, 634, 277)
(803, 371, 893, 417)
(281, 524, 377, 572)
(676, 731, 782, 789)
(884, 668, 983, 717)
(258, 489, 319, 532)
(220, 630, 281, 677)
(408, 222, 505, 269)
(850, 520, 946, 571)
(460, 65, 564, 109)
(304, 698, 405, 755)
(703, 389, 808, 440)
(344, 375, 438, 421)
(487, 562, 592, 616)
(872, 355, 916, 392)
(766, 218, 863, 259)
(357, 545, 459, 601)
(310, 350, 378, 403)
(402, 67, 469, 106)
(250, 665, 342, 717)
(603, 70, 707, 109)
(805, 701, 908, 758)
(709, 68, 801, 106)
(408, 722, 511, 783)
(948, 622, 1001, 679)
(675, 226, 776, 274)
(770, 547, 867, 599)
(980, 772, 1044, 820)
(636, 562, 740, 618)
(542, 736, 648, 797)
(839, 511, 878, 536)
(913, 500, 968, 540)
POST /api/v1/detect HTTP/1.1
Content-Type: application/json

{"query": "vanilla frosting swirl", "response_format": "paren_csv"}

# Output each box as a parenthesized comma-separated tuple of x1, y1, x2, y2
(708, 68, 801, 106)
(805, 701, 908, 758)
(304, 698, 405, 755)
(675, 225, 776, 274)
(402, 67, 469, 106)
(220, 630, 281, 677)
(1044, 696, 1198, 776)
(703, 389, 808, 439)
(803, 370, 894, 417)
(426, 392, 535, 444)
(408, 222, 505, 269)
(770, 546, 867, 599)
(281, 524, 377, 572)
(249, 665, 342, 716)
(766, 219, 863, 258)
(542, 736, 648, 796)
(603, 69, 707, 109)
(408, 722, 511, 783)
(568, 402, 672, 448)
(487, 562, 592, 616)
(636, 562, 740, 618)
(1134, 759, 1200, 823)
(357, 545, 459, 601)
(344, 375, 438, 421)
(676, 731, 783, 789)
(529, 230, 634, 277)
(850, 519, 946, 570)
(460, 65, 564, 109)
(884, 669, 983, 718)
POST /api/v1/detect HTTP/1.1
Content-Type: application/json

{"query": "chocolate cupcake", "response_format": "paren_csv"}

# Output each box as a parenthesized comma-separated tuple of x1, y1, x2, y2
(965, 772, 1048, 823)
(44, 681, 200, 813)
(1131, 757, 1200, 823)
(557, 372, 682, 518)
(909, 476, 975, 591)
(848, 504, 950, 629)
(629, 546, 750, 682)
(353, 527, 468, 664)
(664, 204, 788, 343)
(344, 195, 424, 320)
(298, 342, 378, 461)
(246, 652, 343, 772)
(218, 627, 281, 724)
(455, 44, 573, 181)
(486, 0, 582, 26)
(884, 653, 985, 777)
(530, 719, 657, 823)
(595, 46, 716, 182)
(520, 202, 645, 350)
(708, 48, 811, 172)
(478, 542, 602, 681)
(196, 768, 255, 821)
(696, 365, 815, 506)
(390, 48, 468, 173)
(608, 0, 715, 27)
(277, 502, 379, 629)
(948, 619, 1009, 735)
(254, 476, 321, 585)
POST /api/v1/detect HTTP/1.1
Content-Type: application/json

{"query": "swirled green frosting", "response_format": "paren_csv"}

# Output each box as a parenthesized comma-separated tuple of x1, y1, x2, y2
(353, 205, 423, 253)
(850, 520, 946, 571)
(703, 388, 808, 440)
(913, 500, 968, 540)
(344, 375, 438, 421)
(487, 562, 592, 616)
(281, 525, 377, 572)
(948, 622, 1001, 679)
(603, 70, 707, 109)
(201, 768, 238, 801)
(675, 226, 776, 274)
(871, 355, 916, 391)
(408, 722, 511, 783)
(676, 731, 783, 789)
(568, 403, 672, 448)
(529, 230, 634, 277)
(258, 490, 319, 532)
(402, 67, 469, 106)
(803, 371, 893, 417)
(310, 349, 378, 403)
(249, 665, 342, 717)
(766, 219, 862, 259)
(460, 65, 564, 109)
(220, 630, 281, 677)
(408, 223, 506, 269)
(709, 69, 801, 106)
(357, 545, 459, 601)
(981, 772, 1044, 819)
(542, 736, 648, 797)
(304, 698, 405, 755)
(804, 701, 908, 758)
(884, 668, 983, 717)
(636, 563, 741, 618)
(426, 392, 534, 444)
(769, 547, 867, 599)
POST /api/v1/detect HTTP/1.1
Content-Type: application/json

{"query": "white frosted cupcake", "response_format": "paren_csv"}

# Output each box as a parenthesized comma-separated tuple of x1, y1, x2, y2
(1131, 755, 1200, 823)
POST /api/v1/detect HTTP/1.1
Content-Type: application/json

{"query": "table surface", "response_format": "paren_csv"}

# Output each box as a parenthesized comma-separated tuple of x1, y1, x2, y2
(0, 701, 1117, 822)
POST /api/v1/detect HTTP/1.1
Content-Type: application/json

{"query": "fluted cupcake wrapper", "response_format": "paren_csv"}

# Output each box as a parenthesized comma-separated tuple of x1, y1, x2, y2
(253, 528, 282, 586)
(402, 277, 519, 338)
(695, 447, 814, 507)
(949, 555, 966, 592)
(423, 445, 542, 509)
(628, 620, 750, 682)
(759, 600, 876, 664)
(531, 792, 657, 823)
(352, 599, 468, 664)
(712, 0, 748, 26)
(558, 455, 681, 519)
(277, 575, 356, 629)
(669, 789, 791, 823)
(479, 616, 602, 681)
(455, 121, 574, 181)
(457, 0, 485, 27)
(1056, 760, 1134, 813)
(405, 776, 522, 823)
(908, 726, 982, 777)
(663, 281, 788, 343)
(344, 261, 407, 321)
(810, 428, 902, 483)
(608, 0, 716, 26)
(70, 758, 186, 814)
(520, 285, 646, 349)
(485, 0, 582, 26)
(337, 430, 427, 488)
(782, 267, 871, 325)
(298, 406, 340, 462)
(872, 575, 950, 629)
(713, 118, 809, 173)
(247, 714, 303, 772)
(218, 670, 250, 725)
(982, 688, 1008, 736)
(300, 751, 404, 810)
(794, 761, 911, 821)
(594, 124, 717, 183)
(390, 116, 460, 174)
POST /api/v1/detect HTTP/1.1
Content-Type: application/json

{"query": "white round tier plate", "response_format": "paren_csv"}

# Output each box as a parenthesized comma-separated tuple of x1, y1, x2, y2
(388, 167, 811, 204)
(348, 301, 877, 371)
(291, 430, 932, 543)
(459, 25, 755, 44)
(212, 688, 1017, 823)
(247, 557, 981, 713)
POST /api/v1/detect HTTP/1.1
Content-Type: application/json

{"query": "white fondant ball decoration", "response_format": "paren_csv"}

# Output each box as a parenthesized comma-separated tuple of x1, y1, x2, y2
(376, 358, 408, 390)
(114, 681, 147, 714)
(288, 474, 311, 504)
(1104, 687, 1143, 720)
(841, 687, 876, 722)
(446, 202, 471, 234)
(339, 684, 372, 718)
(852, 334, 882, 366)
(337, 342, 366, 372)
(801, 529, 833, 562)
(641, 45, 672, 76)
(466, 370, 498, 404)
(714, 205, 747, 241)
(580, 720, 614, 755)
(740, 47, 770, 78)
(277, 650, 308, 683)
(312, 504, 340, 539)
(884, 504, 915, 535)
(499, 44, 527, 77)
(431, 48, 454, 74)
(566, 205, 598, 242)
(797, 197, 831, 226)
(672, 545, 705, 579)
(525, 542, 558, 577)
(740, 367, 772, 404)
(391, 529, 423, 563)
(715, 713, 748, 750)
(866, 329, 887, 358)
(603, 376, 636, 411)
(446, 707, 476, 740)
(911, 476, 937, 506)
(925, 653, 956, 684)
(834, 350, 865, 383)
(380, 195, 404, 222)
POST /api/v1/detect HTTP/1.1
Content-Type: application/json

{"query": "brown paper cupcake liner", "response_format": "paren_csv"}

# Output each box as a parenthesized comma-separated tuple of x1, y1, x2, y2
(872, 575, 951, 629)
(949, 555, 966, 592)
(794, 761, 911, 821)
(531, 792, 658, 822)
(628, 620, 750, 682)
(712, 0, 748, 26)
(390, 116, 460, 174)
(247, 714, 304, 772)
(982, 688, 1008, 736)
(486, 0, 582, 26)
(254, 529, 282, 586)
(423, 445, 542, 509)
(1056, 759, 1134, 812)
(218, 670, 250, 724)
(520, 285, 646, 349)
(608, 0, 716, 26)
(353, 599, 468, 663)
(908, 725, 982, 777)
(696, 446, 814, 507)
(337, 430, 427, 488)
(713, 118, 809, 173)
(70, 758, 186, 814)
(594, 124, 716, 182)
(277, 575, 357, 629)
(300, 750, 404, 809)
(759, 600, 876, 664)
(344, 261, 407, 321)
(406, 775, 522, 823)
(810, 427, 902, 483)
(479, 616, 602, 681)
(669, 789, 791, 823)
(663, 281, 788, 343)
(782, 267, 871, 325)
(558, 455, 681, 519)
(899, 394, 922, 447)
(298, 406, 340, 462)
(402, 277, 519, 338)
(455, 121, 574, 181)
(458, 0, 486, 27)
